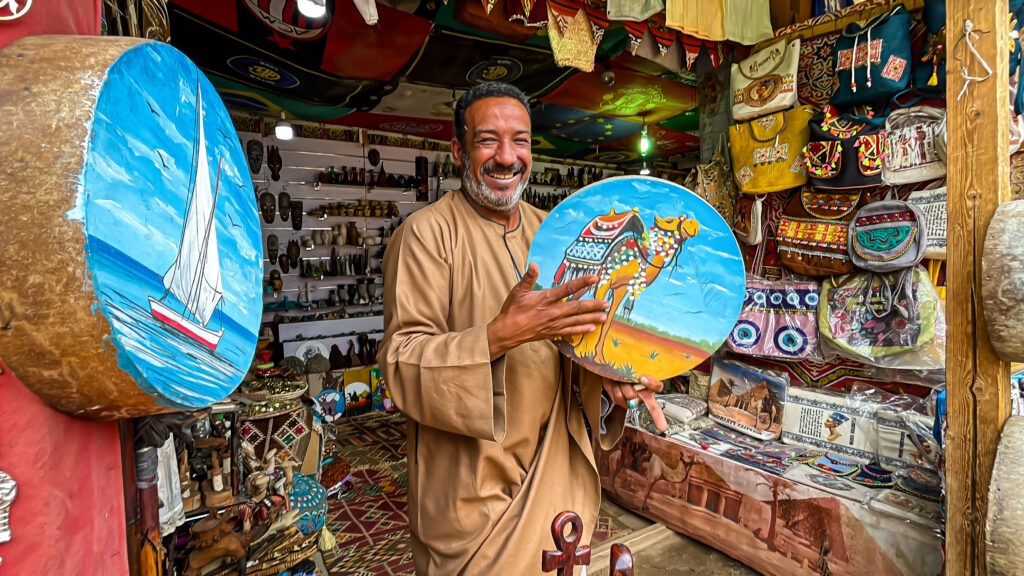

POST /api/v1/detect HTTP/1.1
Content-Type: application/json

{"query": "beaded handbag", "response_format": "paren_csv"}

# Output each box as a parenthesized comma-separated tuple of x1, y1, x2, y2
(777, 187, 869, 276)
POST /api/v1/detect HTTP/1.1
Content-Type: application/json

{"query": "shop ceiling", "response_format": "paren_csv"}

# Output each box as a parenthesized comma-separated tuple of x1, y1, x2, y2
(166, 0, 710, 164)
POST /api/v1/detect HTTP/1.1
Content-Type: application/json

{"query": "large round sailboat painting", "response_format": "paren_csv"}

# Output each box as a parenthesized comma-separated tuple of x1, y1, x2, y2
(81, 43, 263, 410)
(528, 176, 746, 382)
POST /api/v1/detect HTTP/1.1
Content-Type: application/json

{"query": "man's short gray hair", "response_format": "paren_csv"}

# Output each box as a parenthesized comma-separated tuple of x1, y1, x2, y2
(454, 82, 531, 148)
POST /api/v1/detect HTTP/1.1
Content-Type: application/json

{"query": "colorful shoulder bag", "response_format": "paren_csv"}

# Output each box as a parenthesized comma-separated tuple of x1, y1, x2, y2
(803, 107, 888, 190)
(882, 105, 947, 185)
(684, 135, 738, 225)
(906, 180, 947, 260)
(832, 4, 913, 107)
(730, 38, 800, 122)
(728, 276, 820, 359)
(729, 105, 817, 194)
(777, 187, 869, 276)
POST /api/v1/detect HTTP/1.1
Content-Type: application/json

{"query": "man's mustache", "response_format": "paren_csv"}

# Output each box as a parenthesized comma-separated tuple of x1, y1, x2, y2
(480, 163, 526, 175)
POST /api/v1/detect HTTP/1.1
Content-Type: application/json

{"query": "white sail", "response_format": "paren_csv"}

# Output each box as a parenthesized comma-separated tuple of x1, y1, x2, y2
(162, 85, 224, 327)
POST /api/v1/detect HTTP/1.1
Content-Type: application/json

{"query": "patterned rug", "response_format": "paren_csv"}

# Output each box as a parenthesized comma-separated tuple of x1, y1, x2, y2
(321, 412, 635, 573)
(324, 412, 414, 576)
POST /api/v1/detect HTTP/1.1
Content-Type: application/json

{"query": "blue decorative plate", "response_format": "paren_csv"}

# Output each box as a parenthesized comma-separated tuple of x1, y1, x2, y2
(81, 42, 263, 409)
(527, 176, 745, 382)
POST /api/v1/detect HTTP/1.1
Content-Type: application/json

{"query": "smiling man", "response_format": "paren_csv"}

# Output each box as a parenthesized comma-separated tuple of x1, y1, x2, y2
(379, 82, 665, 575)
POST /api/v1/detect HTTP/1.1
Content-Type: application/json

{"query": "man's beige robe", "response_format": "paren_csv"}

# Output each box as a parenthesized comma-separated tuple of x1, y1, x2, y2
(379, 189, 625, 575)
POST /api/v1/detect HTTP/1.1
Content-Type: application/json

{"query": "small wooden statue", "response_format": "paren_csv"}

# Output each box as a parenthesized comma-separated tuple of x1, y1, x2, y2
(202, 449, 233, 508)
(183, 508, 253, 576)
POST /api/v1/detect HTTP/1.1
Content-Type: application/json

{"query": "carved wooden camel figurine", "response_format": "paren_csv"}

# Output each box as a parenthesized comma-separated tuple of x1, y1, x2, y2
(568, 211, 700, 365)
(542, 511, 634, 576)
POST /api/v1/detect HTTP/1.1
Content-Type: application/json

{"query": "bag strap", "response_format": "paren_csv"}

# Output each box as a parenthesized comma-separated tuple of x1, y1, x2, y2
(747, 113, 788, 143)
(736, 39, 791, 81)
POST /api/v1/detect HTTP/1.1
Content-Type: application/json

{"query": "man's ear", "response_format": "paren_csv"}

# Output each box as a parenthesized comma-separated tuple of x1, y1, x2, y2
(451, 139, 463, 166)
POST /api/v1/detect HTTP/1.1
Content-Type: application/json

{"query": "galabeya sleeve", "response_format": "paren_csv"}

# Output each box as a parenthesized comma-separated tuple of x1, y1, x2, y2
(378, 216, 508, 443)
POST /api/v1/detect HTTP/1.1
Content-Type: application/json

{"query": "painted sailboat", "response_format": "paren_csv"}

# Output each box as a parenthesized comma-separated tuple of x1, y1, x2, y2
(149, 83, 225, 351)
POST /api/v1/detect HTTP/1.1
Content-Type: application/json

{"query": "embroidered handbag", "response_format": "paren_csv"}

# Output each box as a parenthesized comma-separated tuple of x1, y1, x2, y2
(906, 180, 947, 260)
(832, 4, 913, 107)
(684, 136, 738, 224)
(733, 195, 764, 244)
(778, 187, 870, 276)
(729, 105, 816, 194)
(818, 267, 939, 360)
(727, 277, 820, 359)
(730, 38, 800, 122)
(848, 199, 928, 272)
(882, 105, 947, 185)
(803, 107, 888, 190)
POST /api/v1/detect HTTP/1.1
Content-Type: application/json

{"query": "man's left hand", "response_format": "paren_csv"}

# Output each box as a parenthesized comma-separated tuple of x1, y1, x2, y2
(602, 376, 668, 432)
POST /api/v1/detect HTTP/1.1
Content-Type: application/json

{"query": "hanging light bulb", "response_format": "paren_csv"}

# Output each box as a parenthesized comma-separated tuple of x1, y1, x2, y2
(639, 159, 650, 176)
(275, 111, 294, 141)
(297, 0, 328, 18)
(639, 116, 650, 156)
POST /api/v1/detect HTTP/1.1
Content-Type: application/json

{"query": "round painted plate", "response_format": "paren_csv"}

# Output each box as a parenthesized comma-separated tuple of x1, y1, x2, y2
(527, 176, 745, 382)
(82, 42, 263, 409)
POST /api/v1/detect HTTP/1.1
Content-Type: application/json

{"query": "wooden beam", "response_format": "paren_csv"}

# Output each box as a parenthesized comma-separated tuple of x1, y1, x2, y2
(945, 1, 1012, 574)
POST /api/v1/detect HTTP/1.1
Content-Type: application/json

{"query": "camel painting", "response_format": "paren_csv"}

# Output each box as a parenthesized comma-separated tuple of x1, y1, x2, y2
(526, 176, 748, 381)
(552, 209, 700, 365)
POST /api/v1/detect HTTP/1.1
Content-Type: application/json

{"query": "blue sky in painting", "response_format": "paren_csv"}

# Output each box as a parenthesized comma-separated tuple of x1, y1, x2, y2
(528, 176, 745, 346)
(80, 43, 262, 322)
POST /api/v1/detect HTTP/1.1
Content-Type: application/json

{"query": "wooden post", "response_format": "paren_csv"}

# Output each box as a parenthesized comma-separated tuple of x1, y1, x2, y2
(945, 1, 1012, 574)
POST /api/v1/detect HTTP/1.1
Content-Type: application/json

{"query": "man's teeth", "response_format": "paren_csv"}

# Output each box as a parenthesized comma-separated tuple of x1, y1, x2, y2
(487, 172, 518, 179)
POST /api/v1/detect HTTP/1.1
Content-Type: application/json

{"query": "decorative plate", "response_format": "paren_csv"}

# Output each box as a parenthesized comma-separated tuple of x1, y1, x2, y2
(527, 176, 745, 382)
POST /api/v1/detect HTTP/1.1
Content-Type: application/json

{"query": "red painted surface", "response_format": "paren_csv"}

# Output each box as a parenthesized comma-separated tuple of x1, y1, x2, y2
(0, 0, 101, 50)
(0, 358, 129, 575)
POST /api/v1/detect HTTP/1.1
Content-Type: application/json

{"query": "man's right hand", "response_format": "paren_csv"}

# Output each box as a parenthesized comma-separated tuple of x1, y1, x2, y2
(487, 262, 610, 360)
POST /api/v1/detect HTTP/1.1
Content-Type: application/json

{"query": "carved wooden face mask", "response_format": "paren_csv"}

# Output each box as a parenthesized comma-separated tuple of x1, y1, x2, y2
(278, 191, 291, 222)
(259, 192, 276, 224)
(267, 145, 283, 181)
(246, 139, 263, 175)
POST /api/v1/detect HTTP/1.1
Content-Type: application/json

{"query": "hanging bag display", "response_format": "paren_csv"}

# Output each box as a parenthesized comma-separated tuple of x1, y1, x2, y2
(882, 105, 947, 184)
(906, 180, 947, 260)
(730, 38, 800, 122)
(848, 198, 928, 272)
(729, 105, 816, 194)
(818, 267, 939, 361)
(727, 276, 821, 359)
(831, 4, 913, 107)
(733, 195, 764, 244)
(803, 107, 888, 190)
(684, 135, 738, 224)
(777, 187, 871, 276)
(821, 198, 934, 363)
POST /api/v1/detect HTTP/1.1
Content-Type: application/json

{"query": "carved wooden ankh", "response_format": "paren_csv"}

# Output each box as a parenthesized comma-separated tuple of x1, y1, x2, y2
(542, 511, 591, 576)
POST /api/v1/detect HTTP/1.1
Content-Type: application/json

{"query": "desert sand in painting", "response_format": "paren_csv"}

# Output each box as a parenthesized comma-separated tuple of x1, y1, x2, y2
(569, 320, 707, 381)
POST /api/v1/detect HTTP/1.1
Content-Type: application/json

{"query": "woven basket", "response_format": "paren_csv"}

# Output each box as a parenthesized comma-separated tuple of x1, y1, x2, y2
(547, 4, 596, 72)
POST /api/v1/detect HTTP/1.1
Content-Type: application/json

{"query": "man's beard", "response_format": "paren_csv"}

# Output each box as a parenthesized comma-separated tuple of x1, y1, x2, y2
(461, 151, 528, 213)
